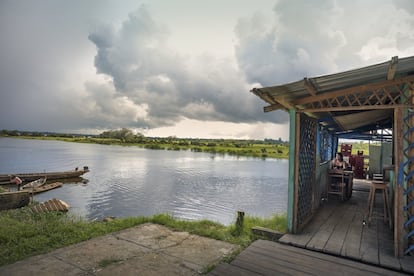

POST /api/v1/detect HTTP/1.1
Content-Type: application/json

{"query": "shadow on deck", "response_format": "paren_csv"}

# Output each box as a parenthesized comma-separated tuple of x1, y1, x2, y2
(209, 179, 414, 275)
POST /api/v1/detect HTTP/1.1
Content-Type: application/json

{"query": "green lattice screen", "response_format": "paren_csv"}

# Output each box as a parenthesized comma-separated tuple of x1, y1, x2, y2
(297, 114, 317, 230)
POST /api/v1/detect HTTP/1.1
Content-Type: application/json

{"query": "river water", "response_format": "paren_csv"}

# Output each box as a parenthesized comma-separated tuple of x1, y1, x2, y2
(0, 138, 288, 225)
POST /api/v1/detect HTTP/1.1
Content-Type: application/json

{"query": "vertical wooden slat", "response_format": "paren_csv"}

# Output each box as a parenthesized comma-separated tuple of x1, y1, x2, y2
(394, 107, 404, 257)
(287, 109, 296, 233)
(410, 87, 414, 251)
(293, 112, 301, 233)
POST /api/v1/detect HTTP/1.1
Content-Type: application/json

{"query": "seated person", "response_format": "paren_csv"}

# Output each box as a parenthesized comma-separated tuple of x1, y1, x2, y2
(331, 152, 347, 170)
(330, 152, 353, 198)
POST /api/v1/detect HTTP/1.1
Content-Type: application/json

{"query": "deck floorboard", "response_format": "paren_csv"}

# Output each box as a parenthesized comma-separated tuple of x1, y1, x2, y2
(210, 179, 414, 275)
(209, 240, 408, 276)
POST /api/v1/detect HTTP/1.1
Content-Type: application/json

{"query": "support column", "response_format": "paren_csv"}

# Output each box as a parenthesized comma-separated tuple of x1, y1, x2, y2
(287, 109, 296, 233)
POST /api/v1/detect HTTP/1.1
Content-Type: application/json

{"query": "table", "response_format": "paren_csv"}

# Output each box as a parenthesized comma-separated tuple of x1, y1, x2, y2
(327, 169, 354, 200)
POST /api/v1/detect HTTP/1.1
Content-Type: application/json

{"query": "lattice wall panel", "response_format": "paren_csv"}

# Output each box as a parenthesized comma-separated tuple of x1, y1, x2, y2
(320, 128, 334, 163)
(297, 114, 317, 229)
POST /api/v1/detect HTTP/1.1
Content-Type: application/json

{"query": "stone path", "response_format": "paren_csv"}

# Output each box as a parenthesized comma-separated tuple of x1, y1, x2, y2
(0, 223, 240, 275)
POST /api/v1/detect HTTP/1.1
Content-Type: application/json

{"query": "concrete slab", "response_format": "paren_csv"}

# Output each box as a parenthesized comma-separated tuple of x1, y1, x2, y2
(53, 234, 150, 272)
(0, 223, 240, 276)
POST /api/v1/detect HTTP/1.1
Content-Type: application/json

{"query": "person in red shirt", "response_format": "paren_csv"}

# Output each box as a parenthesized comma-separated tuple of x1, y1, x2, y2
(10, 175, 23, 191)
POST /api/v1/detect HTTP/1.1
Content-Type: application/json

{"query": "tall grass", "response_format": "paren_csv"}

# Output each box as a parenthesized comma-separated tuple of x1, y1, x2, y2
(0, 208, 286, 266)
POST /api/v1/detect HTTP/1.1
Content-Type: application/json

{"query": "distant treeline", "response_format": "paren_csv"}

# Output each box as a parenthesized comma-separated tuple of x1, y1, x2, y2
(1, 128, 289, 159)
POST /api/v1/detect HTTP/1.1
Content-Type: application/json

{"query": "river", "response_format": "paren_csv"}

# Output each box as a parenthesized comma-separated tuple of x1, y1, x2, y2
(0, 137, 288, 225)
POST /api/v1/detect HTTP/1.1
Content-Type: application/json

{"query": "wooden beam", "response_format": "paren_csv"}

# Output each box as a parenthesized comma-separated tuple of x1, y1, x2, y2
(264, 104, 284, 112)
(387, 56, 398, 80)
(297, 104, 412, 113)
(294, 75, 414, 105)
(275, 96, 296, 110)
(304, 78, 317, 96)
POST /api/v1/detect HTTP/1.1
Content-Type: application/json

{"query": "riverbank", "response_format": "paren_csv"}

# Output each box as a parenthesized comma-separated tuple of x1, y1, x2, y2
(0, 206, 286, 267)
(1, 134, 290, 159)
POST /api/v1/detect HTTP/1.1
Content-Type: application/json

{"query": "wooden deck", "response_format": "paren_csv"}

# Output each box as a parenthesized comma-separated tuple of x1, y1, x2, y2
(209, 240, 408, 275)
(209, 179, 414, 275)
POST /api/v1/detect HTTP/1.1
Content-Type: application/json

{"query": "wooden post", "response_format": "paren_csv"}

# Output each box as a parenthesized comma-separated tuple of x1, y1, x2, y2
(236, 211, 245, 230)
(287, 109, 296, 233)
(293, 112, 301, 233)
(394, 107, 404, 257)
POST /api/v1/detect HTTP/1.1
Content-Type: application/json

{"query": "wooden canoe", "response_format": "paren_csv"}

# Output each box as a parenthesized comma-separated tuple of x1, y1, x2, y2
(21, 177, 47, 189)
(0, 166, 89, 184)
(23, 182, 63, 194)
(0, 191, 30, 210)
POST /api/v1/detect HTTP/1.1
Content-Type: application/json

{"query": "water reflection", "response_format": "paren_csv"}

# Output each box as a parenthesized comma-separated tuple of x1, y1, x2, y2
(1, 138, 288, 225)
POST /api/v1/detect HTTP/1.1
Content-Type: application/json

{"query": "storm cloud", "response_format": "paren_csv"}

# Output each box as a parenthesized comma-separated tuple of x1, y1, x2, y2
(87, 6, 286, 129)
(0, 0, 413, 138)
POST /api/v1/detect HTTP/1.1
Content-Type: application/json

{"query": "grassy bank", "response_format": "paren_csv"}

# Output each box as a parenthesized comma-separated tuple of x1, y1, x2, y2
(0, 207, 286, 266)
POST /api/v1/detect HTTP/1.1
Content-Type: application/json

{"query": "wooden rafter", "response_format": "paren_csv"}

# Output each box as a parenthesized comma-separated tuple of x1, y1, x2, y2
(304, 78, 317, 96)
(387, 56, 398, 80)
(298, 104, 411, 113)
(264, 104, 283, 112)
(293, 76, 414, 111)
(295, 75, 414, 106)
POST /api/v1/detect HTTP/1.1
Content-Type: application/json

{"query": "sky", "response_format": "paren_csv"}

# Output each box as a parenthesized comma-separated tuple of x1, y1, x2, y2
(1, 0, 414, 140)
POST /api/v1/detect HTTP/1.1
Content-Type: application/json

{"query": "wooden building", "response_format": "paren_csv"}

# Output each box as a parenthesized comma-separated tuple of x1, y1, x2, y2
(251, 56, 414, 257)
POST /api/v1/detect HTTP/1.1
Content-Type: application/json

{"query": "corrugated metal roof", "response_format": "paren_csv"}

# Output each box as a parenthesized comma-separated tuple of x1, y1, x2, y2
(251, 55, 414, 137)
(253, 56, 414, 102)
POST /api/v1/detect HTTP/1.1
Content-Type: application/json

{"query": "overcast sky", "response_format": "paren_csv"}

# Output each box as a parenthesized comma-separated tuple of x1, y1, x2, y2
(1, 0, 413, 140)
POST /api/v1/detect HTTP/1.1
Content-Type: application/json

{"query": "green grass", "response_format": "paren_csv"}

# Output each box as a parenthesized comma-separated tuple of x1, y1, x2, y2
(0, 208, 286, 266)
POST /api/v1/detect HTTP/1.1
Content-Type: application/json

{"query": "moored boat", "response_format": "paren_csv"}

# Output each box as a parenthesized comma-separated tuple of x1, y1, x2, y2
(0, 191, 30, 210)
(22, 182, 62, 194)
(21, 177, 47, 189)
(0, 166, 89, 184)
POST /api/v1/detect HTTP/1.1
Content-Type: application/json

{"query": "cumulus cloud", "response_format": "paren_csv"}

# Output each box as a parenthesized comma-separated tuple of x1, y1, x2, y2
(87, 5, 286, 129)
(235, 0, 414, 86)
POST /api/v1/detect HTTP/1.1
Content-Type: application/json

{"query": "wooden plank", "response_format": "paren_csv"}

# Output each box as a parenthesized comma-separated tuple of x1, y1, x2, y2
(306, 201, 349, 251)
(207, 263, 260, 276)
(248, 242, 369, 276)
(342, 203, 364, 259)
(251, 226, 283, 241)
(360, 219, 380, 264)
(257, 241, 404, 275)
(279, 200, 337, 247)
(400, 255, 414, 274)
(377, 218, 402, 270)
(244, 241, 403, 276)
(324, 203, 355, 255)
(231, 249, 311, 276)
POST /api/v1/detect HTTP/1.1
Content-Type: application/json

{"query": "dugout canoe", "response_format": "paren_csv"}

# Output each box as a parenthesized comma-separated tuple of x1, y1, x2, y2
(22, 182, 63, 194)
(0, 166, 89, 184)
(0, 191, 30, 210)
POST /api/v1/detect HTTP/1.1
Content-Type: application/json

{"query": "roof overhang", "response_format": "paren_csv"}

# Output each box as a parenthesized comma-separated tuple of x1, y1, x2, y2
(251, 56, 414, 137)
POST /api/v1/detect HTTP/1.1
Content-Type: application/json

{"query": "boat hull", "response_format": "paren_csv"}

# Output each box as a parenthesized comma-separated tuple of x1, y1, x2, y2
(22, 182, 63, 194)
(0, 191, 30, 210)
(0, 168, 89, 184)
